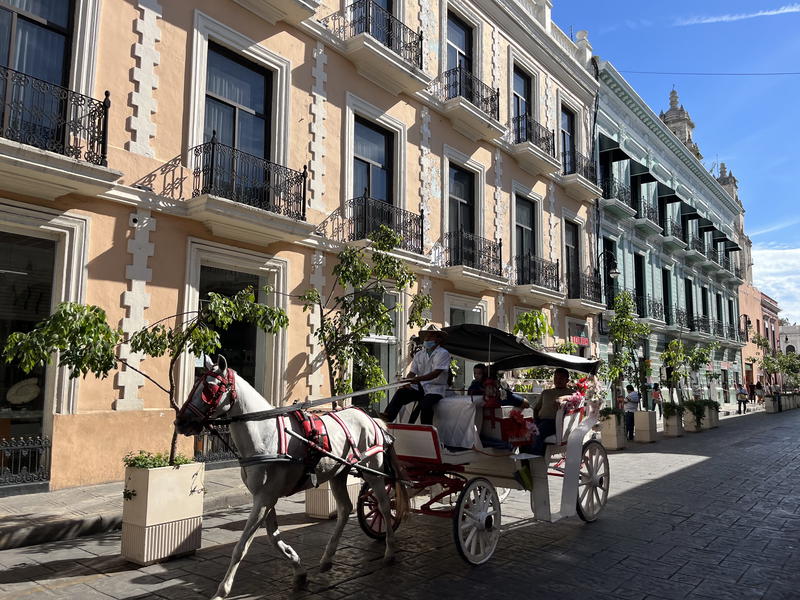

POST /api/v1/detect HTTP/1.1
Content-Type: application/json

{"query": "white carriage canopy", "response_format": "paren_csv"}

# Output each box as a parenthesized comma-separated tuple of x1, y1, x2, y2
(439, 324, 601, 375)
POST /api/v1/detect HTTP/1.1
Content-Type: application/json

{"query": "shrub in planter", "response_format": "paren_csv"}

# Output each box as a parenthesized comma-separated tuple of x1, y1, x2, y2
(683, 400, 705, 432)
(598, 407, 626, 450)
(662, 402, 685, 437)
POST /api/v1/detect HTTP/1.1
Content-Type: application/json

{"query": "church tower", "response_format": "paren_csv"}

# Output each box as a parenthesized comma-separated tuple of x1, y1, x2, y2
(660, 89, 702, 160)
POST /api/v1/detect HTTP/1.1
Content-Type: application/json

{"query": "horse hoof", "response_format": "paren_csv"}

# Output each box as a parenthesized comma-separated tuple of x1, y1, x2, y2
(293, 573, 308, 590)
(319, 560, 333, 572)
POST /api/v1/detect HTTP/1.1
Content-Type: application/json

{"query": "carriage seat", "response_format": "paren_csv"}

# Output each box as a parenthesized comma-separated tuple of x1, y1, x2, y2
(386, 423, 473, 465)
(543, 406, 584, 446)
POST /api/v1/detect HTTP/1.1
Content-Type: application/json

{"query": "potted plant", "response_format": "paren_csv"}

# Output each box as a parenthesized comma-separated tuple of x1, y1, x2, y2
(598, 406, 626, 450)
(662, 402, 685, 437)
(705, 400, 720, 428)
(683, 400, 705, 433)
(3, 289, 288, 563)
(633, 408, 657, 443)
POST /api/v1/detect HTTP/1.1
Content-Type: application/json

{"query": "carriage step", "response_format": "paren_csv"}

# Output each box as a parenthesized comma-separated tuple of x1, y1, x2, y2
(511, 453, 544, 461)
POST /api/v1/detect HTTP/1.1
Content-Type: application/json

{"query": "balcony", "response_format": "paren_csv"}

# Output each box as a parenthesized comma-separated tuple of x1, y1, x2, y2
(0, 65, 119, 199)
(431, 67, 504, 142)
(559, 149, 601, 203)
(643, 296, 666, 323)
(233, 0, 319, 25)
(135, 138, 313, 244)
(684, 235, 706, 264)
(320, 0, 429, 95)
(665, 307, 689, 333)
(566, 272, 605, 316)
(508, 115, 559, 176)
(662, 218, 687, 251)
(633, 201, 662, 237)
(440, 230, 505, 291)
(513, 254, 563, 303)
(711, 319, 725, 338)
(694, 315, 712, 336)
(599, 176, 636, 219)
(315, 195, 423, 255)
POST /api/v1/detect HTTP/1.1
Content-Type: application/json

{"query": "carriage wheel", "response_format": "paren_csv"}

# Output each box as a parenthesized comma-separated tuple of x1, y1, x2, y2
(576, 440, 610, 522)
(452, 477, 501, 565)
(356, 481, 401, 540)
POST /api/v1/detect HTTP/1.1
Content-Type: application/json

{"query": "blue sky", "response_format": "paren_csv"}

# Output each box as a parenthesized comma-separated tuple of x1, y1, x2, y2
(551, 1, 800, 323)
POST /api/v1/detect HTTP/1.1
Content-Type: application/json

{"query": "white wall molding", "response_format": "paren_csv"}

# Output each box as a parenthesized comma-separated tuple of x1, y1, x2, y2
(309, 41, 327, 206)
(497, 292, 507, 330)
(547, 182, 557, 263)
(126, 0, 162, 157)
(70, 0, 102, 98)
(419, 276, 433, 321)
(418, 0, 436, 75)
(188, 10, 290, 166)
(115, 208, 155, 410)
(419, 106, 434, 250)
(308, 250, 326, 396)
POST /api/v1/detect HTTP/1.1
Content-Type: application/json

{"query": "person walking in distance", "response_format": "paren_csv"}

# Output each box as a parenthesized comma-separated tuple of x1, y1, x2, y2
(623, 384, 640, 441)
(736, 383, 749, 415)
(755, 381, 765, 406)
(651, 383, 663, 418)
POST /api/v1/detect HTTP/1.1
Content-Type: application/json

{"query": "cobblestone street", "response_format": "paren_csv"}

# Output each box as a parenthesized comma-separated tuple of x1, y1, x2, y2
(1, 409, 799, 600)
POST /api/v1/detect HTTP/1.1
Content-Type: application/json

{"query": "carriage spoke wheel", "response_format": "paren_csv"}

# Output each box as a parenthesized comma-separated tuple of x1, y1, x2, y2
(576, 440, 610, 522)
(356, 481, 401, 540)
(452, 477, 501, 565)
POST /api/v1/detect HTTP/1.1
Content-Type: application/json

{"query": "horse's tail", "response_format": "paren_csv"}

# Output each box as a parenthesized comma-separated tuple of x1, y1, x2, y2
(375, 419, 410, 522)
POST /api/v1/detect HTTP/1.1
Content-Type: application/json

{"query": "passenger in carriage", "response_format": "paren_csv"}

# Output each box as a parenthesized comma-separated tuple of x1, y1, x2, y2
(468, 364, 530, 408)
(380, 324, 451, 425)
(523, 367, 573, 456)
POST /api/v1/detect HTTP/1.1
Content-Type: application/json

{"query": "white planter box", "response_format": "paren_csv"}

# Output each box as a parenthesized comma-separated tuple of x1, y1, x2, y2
(121, 463, 205, 565)
(599, 418, 626, 450)
(663, 414, 684, 437)
(765, 398, 779, 413)
(684, 411, 703, 433)
(634, 411, 657, 443)
(707, 407, 719, 428)
(305, 476, 362, 519)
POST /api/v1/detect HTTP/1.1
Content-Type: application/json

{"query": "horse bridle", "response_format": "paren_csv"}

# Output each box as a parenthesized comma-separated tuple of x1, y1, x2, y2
(183, 368, 238, 422)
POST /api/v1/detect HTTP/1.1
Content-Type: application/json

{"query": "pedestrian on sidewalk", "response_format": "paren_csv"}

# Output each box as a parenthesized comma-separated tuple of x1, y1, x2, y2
(772, 381, 783, 412)
(755, 382, 765, 406)
(736, 383, 749, 414)
(652, 383, 663, 418)
(624, 384, 640, 441)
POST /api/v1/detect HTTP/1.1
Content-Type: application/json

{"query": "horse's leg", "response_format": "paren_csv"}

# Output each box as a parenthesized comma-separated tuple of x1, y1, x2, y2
(319, 472, 353, 572)
(263, 507, 307, 586)
(362, 472, 398, 565)
(211, 493, 274, 600)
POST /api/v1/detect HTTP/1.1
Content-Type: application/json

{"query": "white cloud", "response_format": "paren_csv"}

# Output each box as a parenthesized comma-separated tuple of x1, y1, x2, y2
(676, 3, 800, 26)
(752, 246, 800, 323)
(750, 217, 800, 237)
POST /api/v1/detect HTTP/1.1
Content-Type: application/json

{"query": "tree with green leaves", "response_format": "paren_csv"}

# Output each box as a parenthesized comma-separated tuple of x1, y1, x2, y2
(3, 288, 289, 464)
(660, 338, 688, 404)
(606, 291, 651, 399)
(300, 226, 431, 403)
(512, 309, 552, 348)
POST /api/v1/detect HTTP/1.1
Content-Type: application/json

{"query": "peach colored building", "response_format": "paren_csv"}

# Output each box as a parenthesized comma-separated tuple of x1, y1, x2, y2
(0, 0, 605, 492)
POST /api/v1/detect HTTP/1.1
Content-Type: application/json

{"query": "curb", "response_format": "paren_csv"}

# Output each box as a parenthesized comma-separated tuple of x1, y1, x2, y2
(0, 489, 253, 552)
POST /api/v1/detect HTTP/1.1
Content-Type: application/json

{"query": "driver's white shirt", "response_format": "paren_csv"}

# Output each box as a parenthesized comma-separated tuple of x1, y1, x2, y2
(411, 345, 451, 397)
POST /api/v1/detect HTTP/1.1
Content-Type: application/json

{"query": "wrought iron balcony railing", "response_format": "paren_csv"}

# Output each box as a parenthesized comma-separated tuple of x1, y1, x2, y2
(443, 230, 502, 276)
(670, 308, 689, 328)
(346, 195, 423, 254)
(134, 136, 307, 220)
(605, 283, 630, 309)
(647, 296, 665, 321)
(510, 114, 555, 156)
(0, 65, 110, 165)
(320, 0, 423, 69)
(687, 235, 705, 254)
(568, 271, 602, 303)
(694, 315, 711, 334)
(601, 176, 633, 208)
(562, 149, 597, 183)
(664, 218, 684, 239)
(432, 66, 500, 120)
(634, 294, 646, 316)
(0, 436, 51, 487)
(725, 324, 739, 341)
(515, 254, 560, 291)
(637, 201, 659, 223)
(712, 319, 725, 337)
(705, 245, 720, 264)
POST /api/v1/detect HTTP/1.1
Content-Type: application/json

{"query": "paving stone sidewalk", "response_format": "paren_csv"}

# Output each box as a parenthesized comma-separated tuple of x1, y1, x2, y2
(1, 408, 799, 599)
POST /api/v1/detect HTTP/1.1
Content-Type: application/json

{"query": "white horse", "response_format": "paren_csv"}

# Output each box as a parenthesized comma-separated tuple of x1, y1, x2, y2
(175, 356, 408, 599)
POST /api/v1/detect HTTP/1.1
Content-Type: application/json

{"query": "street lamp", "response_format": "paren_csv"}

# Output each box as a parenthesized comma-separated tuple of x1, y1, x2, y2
(597, 251, 620, 279)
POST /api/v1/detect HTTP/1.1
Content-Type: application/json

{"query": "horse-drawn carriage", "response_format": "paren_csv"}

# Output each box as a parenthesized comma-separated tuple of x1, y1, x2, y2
(356, 323, 610, 565)
(176, 324, 610, 598)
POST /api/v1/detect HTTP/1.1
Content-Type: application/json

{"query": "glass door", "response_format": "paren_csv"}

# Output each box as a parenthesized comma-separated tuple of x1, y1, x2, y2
(560, 106, 575, 173)
(512, 67, 531, 143)
(448, 164, 475, 267)
(564, 221, 579, 297)
(446, 12, 472, 100)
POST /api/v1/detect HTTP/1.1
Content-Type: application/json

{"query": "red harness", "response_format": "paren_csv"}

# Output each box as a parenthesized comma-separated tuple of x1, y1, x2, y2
(292, 410, 331, 454)
(182, 368, 239, 422)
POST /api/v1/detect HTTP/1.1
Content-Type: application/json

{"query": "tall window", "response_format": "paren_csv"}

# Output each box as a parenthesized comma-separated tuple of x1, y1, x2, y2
(446, 12, 472, 73)
(512, 67, 531, 142)
(684, 278, 694, 323)
(449, 305, 481, 389)
(561, 105, 576, 172)
(0, 0, 72, 85)
(701, 287, 709, 316)
(353, 117, 392, 202)
(603, 237, 617, 307)
(662, 267, 672, 317)
(354, 292, 397, 411)
(204, 43, 271, 158)
(634, 254, 645, 312)
(448, 164, 474, 234)
(515, 195, 536, 258)
(716, 293, 724, 324)
(564, 220, 580, 294)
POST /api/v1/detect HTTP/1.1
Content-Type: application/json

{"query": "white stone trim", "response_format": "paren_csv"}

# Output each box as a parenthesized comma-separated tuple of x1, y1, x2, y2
(556, 89, 586, 157)
(418, 0, 435, 75)
(0, 199, 89, 433)
(343, 93, 408, 210)
(547, 181, 557, 263)
(418, 106, 434, 251)
(443, 292, 488, 326)
(439, 0, 484, 79)
(506, 45, 541, 128)
(180, 238, 289, 406)
(510, 179, 545, 260)
(126, 0, 162, 157)
(115, 208, 155, 410)
(69, 0, 102, 98)
(496, 292, 507, 330)
(492, 148, 505, 248)
(308, 250, 326, 397)
(441, 144, 487, 239)
(419, 276, 433, 321)
(309, 42, 327, 207)
(188, 10, 290, 166)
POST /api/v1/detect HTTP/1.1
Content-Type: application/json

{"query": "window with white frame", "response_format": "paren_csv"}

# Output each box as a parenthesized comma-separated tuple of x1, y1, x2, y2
(445, 294, 485, 390)
(355, 292, 400, 411)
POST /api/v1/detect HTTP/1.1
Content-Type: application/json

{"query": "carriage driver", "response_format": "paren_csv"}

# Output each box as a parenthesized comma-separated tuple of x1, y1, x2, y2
(380, 324, 451, 425)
